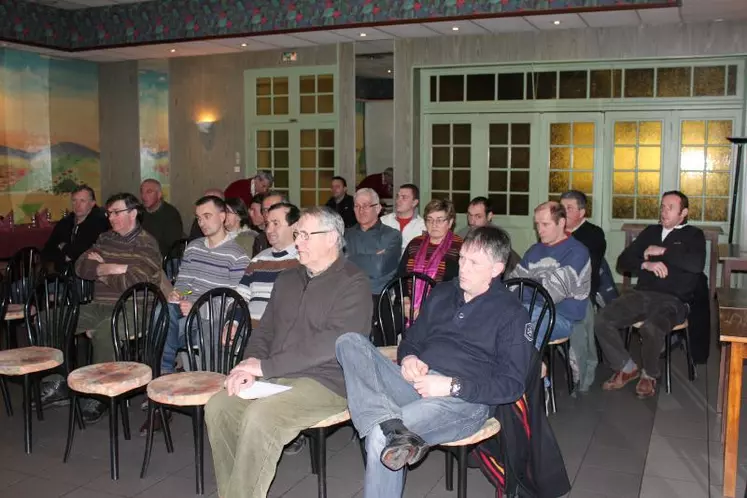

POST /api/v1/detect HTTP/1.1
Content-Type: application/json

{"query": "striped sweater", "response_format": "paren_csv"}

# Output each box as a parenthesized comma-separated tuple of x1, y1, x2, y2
(235, 244, 300, 328)
(174, 235, 250, 302)
(76, 226, 172, 305)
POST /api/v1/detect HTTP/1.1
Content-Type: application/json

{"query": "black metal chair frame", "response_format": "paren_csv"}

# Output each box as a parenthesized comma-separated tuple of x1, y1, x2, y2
(162, 238, 189, 285)
(63, 282, 169, 480)
(375, 272, 438, 346)
(140, 287, 250, 495)
(4, 247, 42, 351)
(0, 281, 10, 417)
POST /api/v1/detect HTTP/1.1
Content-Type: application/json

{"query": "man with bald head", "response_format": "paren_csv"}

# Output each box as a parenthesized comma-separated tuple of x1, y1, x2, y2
(140, 179, 184, 256)
(189, 188, 225, 241)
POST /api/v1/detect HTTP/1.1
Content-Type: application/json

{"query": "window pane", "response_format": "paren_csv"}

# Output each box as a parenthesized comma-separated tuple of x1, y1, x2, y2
(300, 76, 315, 94)
(511, 148, 530, 169)
(453, 147, 471, 168)
(274, 170, 289, 189)
(430, 76, 438, 102)
(257, 97, 271, 115)
(274, 150, 289, 169)
(319, 129, 335, 148)
(590, 70, 612, 98)
(727, 65, 738, 96)
(550, 148, 570, 170)
(466, 74, 495, 101)
(680, 172, 704, 196)
(509, 195, 529, 215)
(452, 170, 471, 190)
(490, 194, 507, 215)
(636, 198, 659, 219)
(489, 147, 508, 168)
(453, 124, 471, 145)
(558, 70, 588, 99)
(571, 172, 593, 193)
(432, 170, 450, 190)
(682, 121, 705, 145)
(612, 69, 623, 98)
(510, 171, 530, 192)
(707, 147, 731, 171)
(638, 172, 660, 195)
(318, 74, 334, 93)
(511, 124, 531, 145)
(439, 75, 464, 102)
(490, 124, 508, 145)
(656, 67, 691, 97)
(624, 68, 654, 98)
(274, 130, 289, 148)
(273, 77, 288, 95)
(452, 193, 471, 214)
(300, 95, 315, 114)
(432, 125, 451, 145)
(527, 72, 557, 99)
(688, 198, 703, 221)
(274, 96, 289, 115)
(573, 148, 594, 170)
(257, 150, 271, 169)
(612, 197, 634, 218)
(257, 130, 271, 148)
(497, 73, 524, 100)
(550, 123, 571, 145)
(257, 78, 272, 96)
(680, 147, 705, 171)
(614, 122, 637, 145)
(639, 122, 662, 145)
(613, 172, 635, 194)
(318, 150, 334, 168)
(638, 147, 661, 171)
(432, 147, 451, 168)
(694, 66, 725, 96)
(300, 130, 316, 147)
(300, 170, 316, 188)
(300, 190, 316, 208)
(549, 171, 569, 193)
(706, 172, 730, 196)
(489, 171, 507, 191)
(318, 94, 334, 113)
(705, 198, 728, 221)
(708, 121, 732, 145)
(573, 123, 595, 146)
(614, 147, 636, 170)
(300, 150, 316, 169)
(319, 170, 334, 189)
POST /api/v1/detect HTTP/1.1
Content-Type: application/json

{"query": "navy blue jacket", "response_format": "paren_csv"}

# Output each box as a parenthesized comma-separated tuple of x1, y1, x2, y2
(397, 278, 534, 406)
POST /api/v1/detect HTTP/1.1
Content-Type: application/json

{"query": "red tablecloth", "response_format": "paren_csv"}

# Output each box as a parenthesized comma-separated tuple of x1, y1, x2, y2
(0, 225, 55, 260)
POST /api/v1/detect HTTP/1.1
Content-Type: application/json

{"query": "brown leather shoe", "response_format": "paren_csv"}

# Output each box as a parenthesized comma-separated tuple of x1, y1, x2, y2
(635, 377, 657, 398)
(602, 368, 640, 391)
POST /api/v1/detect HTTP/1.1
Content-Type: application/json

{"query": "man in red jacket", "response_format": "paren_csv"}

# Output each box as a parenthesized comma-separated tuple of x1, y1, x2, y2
(224, 170, 274, 208)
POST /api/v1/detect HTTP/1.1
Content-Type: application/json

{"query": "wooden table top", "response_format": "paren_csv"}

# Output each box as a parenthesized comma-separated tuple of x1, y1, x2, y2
(719, 244, 747, 261)
(717, 287, 747, 343)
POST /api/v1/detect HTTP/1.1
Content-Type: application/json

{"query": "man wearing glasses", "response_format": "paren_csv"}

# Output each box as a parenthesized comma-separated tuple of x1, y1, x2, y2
(73, 193, 172, 424)
(345, 188, 402, 298)
(205, 207, 372, 498)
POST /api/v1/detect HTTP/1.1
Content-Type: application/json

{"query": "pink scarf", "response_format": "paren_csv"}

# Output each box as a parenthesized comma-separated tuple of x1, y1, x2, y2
(412, 231, 453, 311)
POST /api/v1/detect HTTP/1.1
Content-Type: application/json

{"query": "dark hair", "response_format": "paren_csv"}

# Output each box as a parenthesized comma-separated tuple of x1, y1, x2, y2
(468, 196, 492, 215)
(251, 193, 266, 206)
(268, 201, 301, 226)
(559, 190, 588, 210)
(661, 190, 689, 211)
(463, 225, 512, 265)
(332, 176, 347, 188)
(72, 184, 96, 202)
(399, 183, 420, 200)
(534, 201, 566, 224)
(225, 197, 251, 228)
(195, 195, 227, 213)
(105, 193, 142, 221)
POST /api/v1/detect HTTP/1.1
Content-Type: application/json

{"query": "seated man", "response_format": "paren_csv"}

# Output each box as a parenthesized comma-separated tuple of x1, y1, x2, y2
(380, 184, 426, 253)
(188, 188, 225, 241)
(457, 196, 521, 275)
(345, 188, 402, 296)
(596, 190, 705, 398)
(336, 226, 533, 497)
(74, 193, 171, 423)
(324, 176, 356, 228)
(161, 195, 250, 378)
(510, 201, 591, 346)
(204, 207, 372, 498)
(140, 178, 184, 257)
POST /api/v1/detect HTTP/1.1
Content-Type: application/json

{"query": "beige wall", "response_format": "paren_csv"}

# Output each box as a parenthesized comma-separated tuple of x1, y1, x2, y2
(99, 61, 141, 200)
(168, 44, 349, 227)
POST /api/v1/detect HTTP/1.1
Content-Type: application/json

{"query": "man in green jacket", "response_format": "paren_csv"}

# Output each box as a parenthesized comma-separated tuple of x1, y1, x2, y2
(205, 206, 373, 498)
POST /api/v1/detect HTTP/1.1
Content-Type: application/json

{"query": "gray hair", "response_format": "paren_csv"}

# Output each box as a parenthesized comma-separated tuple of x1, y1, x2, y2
(354, 188, 380, 205)
(255, 170, 274, 185)
(301, 206, 345, 252)
(559, 190, 587, 210)
(462, 225, 512, 265)
(263, 190, 288, 203)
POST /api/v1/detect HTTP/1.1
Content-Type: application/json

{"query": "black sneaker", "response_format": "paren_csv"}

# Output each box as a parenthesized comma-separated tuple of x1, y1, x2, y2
(283, 436, 307, 455)
(80, 399, 108, 424)
(32, 379, 70, 408)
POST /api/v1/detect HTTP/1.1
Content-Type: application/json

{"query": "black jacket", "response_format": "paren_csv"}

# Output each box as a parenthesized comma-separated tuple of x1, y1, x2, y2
(397, 278, 534, 406)
(325, 194, 356, 228)
(571, 220, 606, 302)
(617, 224, 706, 303)
(41, 206, 110, 272)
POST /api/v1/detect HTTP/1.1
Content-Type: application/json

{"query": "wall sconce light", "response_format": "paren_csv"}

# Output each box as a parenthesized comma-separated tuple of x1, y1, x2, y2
(197, 121, 215, 134)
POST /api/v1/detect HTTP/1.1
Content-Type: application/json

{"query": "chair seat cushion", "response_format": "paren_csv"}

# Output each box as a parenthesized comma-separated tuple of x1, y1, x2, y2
(147, 371, 226, 407)
(4, 304, 24, 321)
(0, 346, 63, 376)
(441, 418, 501, 447)
(632, 319, 688, 330)
(68, 361, 152, 397)
(548, 337, 569, 345)
(310, 410, 350, 429)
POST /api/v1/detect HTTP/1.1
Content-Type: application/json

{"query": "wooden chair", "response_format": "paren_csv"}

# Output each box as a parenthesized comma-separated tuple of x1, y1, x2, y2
(162, 238, 189, 285)
(64, 282, 169, 480)
(140, 287, 250, 495)
(305, 409, 352, 498)
(375, 272, 437, 346)
(624, 319, 694, 394)
(0, 274, 80, 453)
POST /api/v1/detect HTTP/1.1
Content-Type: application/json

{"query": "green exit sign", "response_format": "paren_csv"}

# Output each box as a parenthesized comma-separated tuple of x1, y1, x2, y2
(281, 51, 297, 63)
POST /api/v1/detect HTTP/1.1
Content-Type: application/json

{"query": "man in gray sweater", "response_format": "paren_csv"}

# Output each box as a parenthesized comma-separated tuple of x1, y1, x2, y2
(205, 206, 372, 498)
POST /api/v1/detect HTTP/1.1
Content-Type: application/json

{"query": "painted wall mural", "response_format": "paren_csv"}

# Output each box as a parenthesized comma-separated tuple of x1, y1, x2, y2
(139, 68, 170, 200)
(0, 48, 100, 223)
(1, 0, 678, 51)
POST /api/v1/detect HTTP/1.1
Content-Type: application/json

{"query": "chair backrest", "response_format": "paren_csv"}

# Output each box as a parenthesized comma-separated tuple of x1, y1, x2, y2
(61, 263, 94, 305)
(110, 283, 169, 375)
(162, 238, 189, 285)
(5, 246, 41, 304)
(25, 274, 80, 372)
(503, 277, 556, 355)
(375, 272, 437, 346)
(184, 287, 251, 374)
(0, 279, 7, 326)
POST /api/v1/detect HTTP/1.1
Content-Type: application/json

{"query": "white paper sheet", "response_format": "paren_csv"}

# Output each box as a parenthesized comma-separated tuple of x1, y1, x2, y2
(237, 381, 293, 400)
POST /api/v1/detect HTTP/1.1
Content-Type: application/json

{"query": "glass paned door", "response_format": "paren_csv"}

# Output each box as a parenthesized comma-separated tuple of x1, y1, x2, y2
(430, 123, 473, 213)
(255, 127, 291, 198)
(300, 128, 336, 208)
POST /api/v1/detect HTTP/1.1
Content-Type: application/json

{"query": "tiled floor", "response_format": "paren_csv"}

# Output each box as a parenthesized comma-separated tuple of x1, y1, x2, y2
(0, 340, 744, 498)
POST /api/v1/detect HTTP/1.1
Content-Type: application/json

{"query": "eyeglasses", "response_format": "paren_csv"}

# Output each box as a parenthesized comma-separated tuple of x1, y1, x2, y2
(292, 230, 332, 241)
(354, 203, 379, 211)
(425, 217, 450, 225)
(105, 208, 133, 218)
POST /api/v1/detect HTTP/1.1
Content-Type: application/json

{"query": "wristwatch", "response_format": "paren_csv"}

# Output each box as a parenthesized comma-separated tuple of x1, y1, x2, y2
(449, 377, 462, 397)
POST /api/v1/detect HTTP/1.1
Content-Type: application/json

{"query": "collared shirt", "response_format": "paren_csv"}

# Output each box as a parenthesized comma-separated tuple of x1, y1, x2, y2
(344, 220, 402, 294)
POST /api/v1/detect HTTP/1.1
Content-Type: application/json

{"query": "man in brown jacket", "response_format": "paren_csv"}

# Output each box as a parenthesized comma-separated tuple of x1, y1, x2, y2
(205, 206, 372, 498)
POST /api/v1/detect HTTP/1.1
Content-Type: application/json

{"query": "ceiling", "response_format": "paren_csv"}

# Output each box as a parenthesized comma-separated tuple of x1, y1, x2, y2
(6, 1, 747, 79)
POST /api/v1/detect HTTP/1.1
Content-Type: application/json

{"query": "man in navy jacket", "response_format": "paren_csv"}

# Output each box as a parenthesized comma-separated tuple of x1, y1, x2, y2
(336, 226, 533, 498)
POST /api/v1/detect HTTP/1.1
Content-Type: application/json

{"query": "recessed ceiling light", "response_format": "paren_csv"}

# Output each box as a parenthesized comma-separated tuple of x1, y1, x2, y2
(241, 43, 247, 47)
(359, 32, 367, 37)
(451, 26, 459, 31)
(714, 18, 724, 22)
(387, 69, 392, 74)
(553, 20, 561, 25)
(170, 49, 176, 53)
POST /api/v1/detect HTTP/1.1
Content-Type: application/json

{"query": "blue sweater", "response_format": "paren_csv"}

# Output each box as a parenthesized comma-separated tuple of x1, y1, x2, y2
(511, 237, 591, 322)
(397, 278, 534, 406)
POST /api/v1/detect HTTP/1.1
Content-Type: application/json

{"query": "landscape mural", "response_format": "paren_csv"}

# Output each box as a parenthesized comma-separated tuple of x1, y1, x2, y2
(0, 47, 100, 223)
(139, 67, 170, 199)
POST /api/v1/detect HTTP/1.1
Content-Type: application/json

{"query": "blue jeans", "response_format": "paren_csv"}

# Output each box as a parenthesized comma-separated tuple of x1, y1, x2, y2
(161, 303, 186, 375)
(335, 333, 489, 498)
(526, 304, 574, 349)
